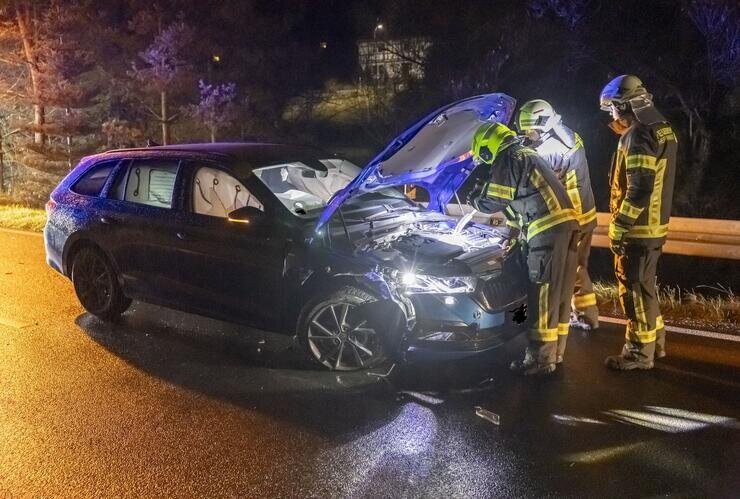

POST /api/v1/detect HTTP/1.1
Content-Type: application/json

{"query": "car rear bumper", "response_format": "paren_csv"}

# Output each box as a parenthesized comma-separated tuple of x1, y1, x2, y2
(43, 222, 65, 276)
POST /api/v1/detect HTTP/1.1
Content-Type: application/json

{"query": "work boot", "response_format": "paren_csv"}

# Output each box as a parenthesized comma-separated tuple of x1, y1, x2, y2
(655, 328, 666, 359)
(605, 341, 655, 371)
(510, 347, 537, 372)
(512, 341, 557, 376)
(569, 311, 598, 331)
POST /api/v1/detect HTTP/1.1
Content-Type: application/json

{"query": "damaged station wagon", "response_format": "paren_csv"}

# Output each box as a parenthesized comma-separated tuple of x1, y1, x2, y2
(44, 93, 529, 371)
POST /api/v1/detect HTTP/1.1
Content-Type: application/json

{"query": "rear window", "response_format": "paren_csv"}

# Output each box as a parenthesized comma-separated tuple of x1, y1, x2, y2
(70, 161, 116, 197)
(110, 159, 180, 209)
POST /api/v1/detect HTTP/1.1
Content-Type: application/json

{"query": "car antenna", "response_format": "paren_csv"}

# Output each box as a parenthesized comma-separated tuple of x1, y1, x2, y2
(146, 138, 160, 147)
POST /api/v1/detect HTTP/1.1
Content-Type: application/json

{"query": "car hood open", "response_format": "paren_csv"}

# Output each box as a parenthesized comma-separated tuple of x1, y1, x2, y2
(316, 93, 516, 231)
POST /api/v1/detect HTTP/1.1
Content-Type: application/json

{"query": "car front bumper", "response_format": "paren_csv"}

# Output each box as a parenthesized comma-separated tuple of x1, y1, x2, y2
(404, 293, 528, 361)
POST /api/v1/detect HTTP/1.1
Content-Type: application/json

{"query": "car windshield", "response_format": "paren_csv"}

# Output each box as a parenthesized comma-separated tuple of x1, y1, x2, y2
(254, 158, 410, 215)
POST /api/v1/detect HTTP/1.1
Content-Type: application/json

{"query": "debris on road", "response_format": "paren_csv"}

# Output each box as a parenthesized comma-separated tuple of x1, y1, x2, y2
(475, 406, 500, 425)
(366, 363, 396, 379)
(399, 391, 444, 405)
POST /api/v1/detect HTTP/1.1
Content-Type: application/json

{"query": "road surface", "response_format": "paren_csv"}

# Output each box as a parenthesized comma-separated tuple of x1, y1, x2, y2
(1, 229, 738, 498)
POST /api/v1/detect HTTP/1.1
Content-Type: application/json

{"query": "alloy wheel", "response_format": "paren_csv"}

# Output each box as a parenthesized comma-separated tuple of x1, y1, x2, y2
(74, 250, 114, 313)
(307, 302, 380, 371)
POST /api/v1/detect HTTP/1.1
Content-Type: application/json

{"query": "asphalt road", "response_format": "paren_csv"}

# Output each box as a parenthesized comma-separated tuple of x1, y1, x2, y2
(1, 228, 738, 498)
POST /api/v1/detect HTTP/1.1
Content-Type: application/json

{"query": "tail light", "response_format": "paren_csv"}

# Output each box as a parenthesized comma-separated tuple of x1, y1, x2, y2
(45, 199, 57, 215)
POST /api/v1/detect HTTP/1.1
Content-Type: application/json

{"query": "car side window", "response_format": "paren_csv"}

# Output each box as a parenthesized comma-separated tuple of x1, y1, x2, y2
(192, 165, 263, 218)
(70, 161, 116, 197)
(111, 159, 180, 209)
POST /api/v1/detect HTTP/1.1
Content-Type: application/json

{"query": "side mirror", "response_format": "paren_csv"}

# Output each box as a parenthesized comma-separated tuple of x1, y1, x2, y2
(227, 206, 264, 225)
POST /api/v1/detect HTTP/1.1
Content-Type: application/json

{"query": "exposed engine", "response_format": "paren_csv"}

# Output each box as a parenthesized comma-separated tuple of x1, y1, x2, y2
(361, 220, 505, 264)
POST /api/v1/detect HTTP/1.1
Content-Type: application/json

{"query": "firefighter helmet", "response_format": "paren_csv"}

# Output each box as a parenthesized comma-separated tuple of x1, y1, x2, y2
(599, 75, 647, 111)
(517, 99, 560, 133)
(472, 122, 517, 165)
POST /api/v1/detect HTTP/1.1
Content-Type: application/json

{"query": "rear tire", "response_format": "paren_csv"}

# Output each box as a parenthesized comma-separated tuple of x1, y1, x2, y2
(71, 246, 131, 321)
(298, 286, 386, 371)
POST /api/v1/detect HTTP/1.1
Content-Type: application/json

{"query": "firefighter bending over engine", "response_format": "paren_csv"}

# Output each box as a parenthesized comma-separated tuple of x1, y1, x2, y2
(468, 122, 578, 376)
(517, 99, 599, 331)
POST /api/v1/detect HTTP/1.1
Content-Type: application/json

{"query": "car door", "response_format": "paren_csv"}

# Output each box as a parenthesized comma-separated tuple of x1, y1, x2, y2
(102, 157, 192, 305)
(173, 161, 288, 327)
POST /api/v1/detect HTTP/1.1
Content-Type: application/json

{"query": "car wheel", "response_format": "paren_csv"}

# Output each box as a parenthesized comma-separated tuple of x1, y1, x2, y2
(299, 286, 386, 371)
(72, 246, 132, 321)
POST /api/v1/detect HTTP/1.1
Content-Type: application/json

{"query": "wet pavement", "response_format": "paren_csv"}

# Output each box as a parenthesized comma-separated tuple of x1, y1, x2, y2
(1, 229, 739, 498)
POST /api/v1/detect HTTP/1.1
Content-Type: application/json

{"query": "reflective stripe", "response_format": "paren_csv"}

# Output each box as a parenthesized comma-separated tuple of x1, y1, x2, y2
(529, 328, 558, 342)
(633, 288, 647, 329)
(558, 323, 569, 336)
(527, 209, 577, 240)
(573, 293, 597, 308)
(656, 315, 664, 330)
(626, 326, 657, 343)
(565, 170, 582, 215)
(578, 207, 597, 226)
(627, 224, 669, 238)
(562, 137, 583, 161)
(539, 283, 549, 332)
(608, 222, 628, 240)
(530, 168, 561, 213)
(619, 199, 644, 221)
(486, 183, 515, 200)
(626, 154, 657, 171)
(649, 159, 666, 228)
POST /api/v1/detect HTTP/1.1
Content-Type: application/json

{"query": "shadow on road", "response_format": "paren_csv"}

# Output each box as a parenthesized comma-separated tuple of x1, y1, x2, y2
(75, 302, 410, 441)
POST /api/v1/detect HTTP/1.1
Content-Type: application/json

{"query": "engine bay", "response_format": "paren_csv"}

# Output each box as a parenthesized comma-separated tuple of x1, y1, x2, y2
(361, 220, 506, 264)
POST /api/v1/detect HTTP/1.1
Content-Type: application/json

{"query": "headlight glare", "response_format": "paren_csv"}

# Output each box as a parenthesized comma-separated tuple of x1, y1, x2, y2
(402, 274, 476, 294)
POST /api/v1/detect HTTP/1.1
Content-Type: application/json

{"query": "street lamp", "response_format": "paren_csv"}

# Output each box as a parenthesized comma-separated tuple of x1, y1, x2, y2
(373, 23, 384, 40)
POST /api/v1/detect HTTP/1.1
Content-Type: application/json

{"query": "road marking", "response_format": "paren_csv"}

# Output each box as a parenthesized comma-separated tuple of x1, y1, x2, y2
(599, 315, 739, 343)
(0, 227, 44, 238)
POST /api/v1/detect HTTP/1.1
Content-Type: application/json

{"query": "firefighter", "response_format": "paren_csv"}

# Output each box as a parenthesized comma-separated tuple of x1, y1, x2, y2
(517, 100, 599, 334)
(599, 75, 677, 370)
(468, 122, 579, 376)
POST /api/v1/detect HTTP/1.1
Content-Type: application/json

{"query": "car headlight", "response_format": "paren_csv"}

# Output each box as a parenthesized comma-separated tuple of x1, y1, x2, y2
(400, 272, 476, 294)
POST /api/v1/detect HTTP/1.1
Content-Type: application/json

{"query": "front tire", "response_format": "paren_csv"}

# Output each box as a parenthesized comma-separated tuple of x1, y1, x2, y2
(298, 286, 386, 371)
(71, 246, 131, 321)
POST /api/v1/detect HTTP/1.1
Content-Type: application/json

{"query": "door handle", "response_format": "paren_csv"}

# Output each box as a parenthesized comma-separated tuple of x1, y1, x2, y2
(176, 231, 189, 240)
(99, 216, 115, 225)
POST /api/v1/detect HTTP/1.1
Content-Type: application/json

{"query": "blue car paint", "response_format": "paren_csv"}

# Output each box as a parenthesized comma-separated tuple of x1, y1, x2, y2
(316, 93, 516, 230)
(45, 139, 527, 363)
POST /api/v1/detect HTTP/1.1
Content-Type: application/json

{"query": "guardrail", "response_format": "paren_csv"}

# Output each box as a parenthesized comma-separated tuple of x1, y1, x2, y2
(441, 205, 740, 260)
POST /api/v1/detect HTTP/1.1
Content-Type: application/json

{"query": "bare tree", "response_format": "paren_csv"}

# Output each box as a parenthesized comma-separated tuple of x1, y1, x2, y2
(188, 80, 239, 142)
(129, 21, 192, 145)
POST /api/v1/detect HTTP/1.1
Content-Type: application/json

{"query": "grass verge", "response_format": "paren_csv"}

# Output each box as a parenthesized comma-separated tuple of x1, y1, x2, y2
(594, 281, 739, 334)
(0, 204, 47, 232)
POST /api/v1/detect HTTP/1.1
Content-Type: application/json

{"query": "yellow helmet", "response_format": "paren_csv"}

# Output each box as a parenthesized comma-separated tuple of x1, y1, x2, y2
(517, 99, 559, 133)
(472, 122, 517, 165)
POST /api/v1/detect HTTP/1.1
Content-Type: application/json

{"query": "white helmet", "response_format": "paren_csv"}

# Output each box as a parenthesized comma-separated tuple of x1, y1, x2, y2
(517, 99, 561, 133)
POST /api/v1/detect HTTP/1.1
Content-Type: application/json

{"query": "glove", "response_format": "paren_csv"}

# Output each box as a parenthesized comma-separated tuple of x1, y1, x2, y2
(608, 222, 628, 255)
(466, 180, 486, 206)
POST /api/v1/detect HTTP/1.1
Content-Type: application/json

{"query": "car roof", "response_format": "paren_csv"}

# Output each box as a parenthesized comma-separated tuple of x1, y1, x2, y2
(90, 142, 331, 169)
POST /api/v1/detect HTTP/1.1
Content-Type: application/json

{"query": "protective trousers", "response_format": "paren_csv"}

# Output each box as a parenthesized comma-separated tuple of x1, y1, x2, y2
(614, 245, 665, 362)
(525, 228, 579, 366)
(571, 230, 599, 328)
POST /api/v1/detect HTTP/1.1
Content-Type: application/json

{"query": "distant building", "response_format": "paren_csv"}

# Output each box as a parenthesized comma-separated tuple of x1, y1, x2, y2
(357, 37, 432, 85)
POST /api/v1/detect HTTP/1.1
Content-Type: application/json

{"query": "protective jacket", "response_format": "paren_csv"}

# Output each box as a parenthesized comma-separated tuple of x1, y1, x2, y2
(473, 142, 578, 240)
(609, 114, 677, 248)
(532, 123, 597, 232)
